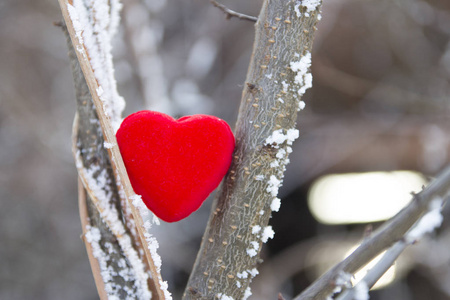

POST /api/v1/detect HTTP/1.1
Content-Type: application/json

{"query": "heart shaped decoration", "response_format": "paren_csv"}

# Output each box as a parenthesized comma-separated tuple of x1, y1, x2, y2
(116, 111, 235, 222)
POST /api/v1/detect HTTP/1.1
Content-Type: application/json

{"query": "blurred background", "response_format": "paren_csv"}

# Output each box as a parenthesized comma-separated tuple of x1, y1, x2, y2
(1, 0, 450, 299)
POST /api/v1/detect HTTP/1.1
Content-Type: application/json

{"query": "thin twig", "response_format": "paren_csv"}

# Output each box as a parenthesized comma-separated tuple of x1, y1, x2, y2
(295, 165, 450, 300)
(337, 240, 407, 300)
(210, 0, 257, 22)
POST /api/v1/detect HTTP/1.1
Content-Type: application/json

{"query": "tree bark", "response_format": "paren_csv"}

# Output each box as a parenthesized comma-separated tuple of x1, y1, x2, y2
(184, 1, 322, 299)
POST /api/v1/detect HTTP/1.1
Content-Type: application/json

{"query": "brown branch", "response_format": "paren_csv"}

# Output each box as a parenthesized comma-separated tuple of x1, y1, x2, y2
(183, 1, 322, 299)
(57, 0, 169, 298)
(210, 0, 258, 22)
(294, 165, 450, 300)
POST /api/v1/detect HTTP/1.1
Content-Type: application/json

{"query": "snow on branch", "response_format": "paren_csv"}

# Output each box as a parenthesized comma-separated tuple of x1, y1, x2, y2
(58, 0, 171, 298)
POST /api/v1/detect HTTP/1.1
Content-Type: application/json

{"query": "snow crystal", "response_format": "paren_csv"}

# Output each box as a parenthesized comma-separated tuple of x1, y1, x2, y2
(250, 241, 259, 249)
(302, 0, 321, 15)
(265, 73, 273, 79)
(261, 226, 275, 243)
(217, 293, 234, 300)
(252, 225, 262, 234)
(247, 241, 260, 257)
(277, 98, 285, 103)
(236, 281, 241, 288)
(265, 129, 299, 147)
(406, 197, 443, 242)
(237, 271, 248, 279)
(333, 271, 352, 293)
(246, 248, 257, 257)
(243, 287, 252, 300)
(130, 194, 149, 217)
(104, 142, 115, 149)
(271, 198, 281, 212)
(298, 100, 306, 111)
(266, 175, 281, 197)
(255, 175, 264, 181)
(353, 281, 369, 300)
(270, 160, 280, 168)
(259, 210, 265, 215)
(276, 148, 287, 159)
(281, 80, 289, 93)
(248, 268, 259, 277)
(290, 52, 313, 97)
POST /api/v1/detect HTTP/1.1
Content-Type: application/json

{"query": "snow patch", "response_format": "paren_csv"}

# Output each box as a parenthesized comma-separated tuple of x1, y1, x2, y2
(255, 175, 264, 181)
(265, 129, 299, 147)
(271, 198, 281, 212)
(243, 287, 252, 300)
(252, 225, 262, 234)
(266, 175, 281, 197)
(353, 281, 369, 300)
(290, 52, 313, 97)
(217, 293, 234, 300)
(406, 197, 443, 242)
(103, 142, 115, 149)
(261, 226, 275, 243)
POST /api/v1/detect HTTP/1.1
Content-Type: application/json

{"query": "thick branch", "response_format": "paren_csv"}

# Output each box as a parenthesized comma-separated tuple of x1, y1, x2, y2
(295, 165, 450, 300)
(184, 1, 321, 299)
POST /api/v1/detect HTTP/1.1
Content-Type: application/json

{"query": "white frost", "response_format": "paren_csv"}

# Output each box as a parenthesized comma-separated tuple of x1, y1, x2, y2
(406, 197, 443, 242)
(266, 175, 281, 197)
(271, 197, 281, 212)
(261, 226, 275, 243)
(290, 52, 313, 97)
(236, 271, 248, 279)
(252, 225, 262, 234)
(68, 0, 126, 131)
(217, 293, 234, 300)
(265, 128, 299, 147)
(246, 248, 257, 257)
(353, 281, 370, 300)
(298, 100, 306, 111)
(248, 268, 259, 277)
(242, 287, 252, 300)
(254, 175, 264, 181)
(103, 142, 115, 149)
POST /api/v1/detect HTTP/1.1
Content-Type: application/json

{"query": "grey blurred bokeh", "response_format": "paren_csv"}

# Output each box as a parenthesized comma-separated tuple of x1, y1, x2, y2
(1, 0, 450, 299)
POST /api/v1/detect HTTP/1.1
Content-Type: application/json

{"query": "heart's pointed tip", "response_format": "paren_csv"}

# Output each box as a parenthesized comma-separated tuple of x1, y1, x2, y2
(117, 110, 235, 223)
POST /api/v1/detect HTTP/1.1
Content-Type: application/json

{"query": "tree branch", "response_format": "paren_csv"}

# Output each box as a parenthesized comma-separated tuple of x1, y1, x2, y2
(210, 0, 258, 22)
(295, 165, 450, 300)
(58, 0, 170, 299)
(183, 1, 322, 299)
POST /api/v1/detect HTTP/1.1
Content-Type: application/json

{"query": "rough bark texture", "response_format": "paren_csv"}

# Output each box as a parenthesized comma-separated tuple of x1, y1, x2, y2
(184, 1, 321, 299)
(62, 24, 147, 298)
(58, 0, 168, 297)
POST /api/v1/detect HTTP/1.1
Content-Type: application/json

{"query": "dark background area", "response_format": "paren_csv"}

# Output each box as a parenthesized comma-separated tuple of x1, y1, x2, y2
(1, 0, 450, 299)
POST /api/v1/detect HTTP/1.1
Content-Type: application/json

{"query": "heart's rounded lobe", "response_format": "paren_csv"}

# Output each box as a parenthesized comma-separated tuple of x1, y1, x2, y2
(116, 111, 235, 222)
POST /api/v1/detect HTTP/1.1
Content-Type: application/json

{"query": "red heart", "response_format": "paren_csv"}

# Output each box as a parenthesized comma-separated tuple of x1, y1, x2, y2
(116, 111, 235, 222)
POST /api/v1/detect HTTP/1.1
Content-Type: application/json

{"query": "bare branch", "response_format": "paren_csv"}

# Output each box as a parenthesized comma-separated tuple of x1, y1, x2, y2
(210, 0, 257, 22)
(183, 1, 322, 299)
(337, 240, 408, 300)
(295, 165, 450, 300)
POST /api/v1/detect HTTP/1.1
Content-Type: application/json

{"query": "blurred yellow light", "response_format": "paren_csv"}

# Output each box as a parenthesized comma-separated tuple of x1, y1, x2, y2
(308, 171, 426, 224)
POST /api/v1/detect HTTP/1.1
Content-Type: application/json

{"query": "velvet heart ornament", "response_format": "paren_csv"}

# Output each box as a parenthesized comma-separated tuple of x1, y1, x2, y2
(116, 111, 235, 222)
